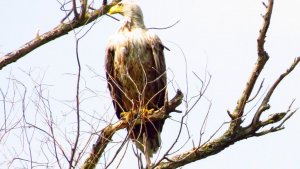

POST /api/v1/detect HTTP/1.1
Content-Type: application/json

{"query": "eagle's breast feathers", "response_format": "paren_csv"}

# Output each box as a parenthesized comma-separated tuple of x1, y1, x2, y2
(106, 28, 166, 115)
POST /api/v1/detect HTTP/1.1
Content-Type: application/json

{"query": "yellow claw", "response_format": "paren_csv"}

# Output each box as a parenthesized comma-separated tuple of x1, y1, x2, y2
(120, 111, 133, 122)
(140, 108, 154, 118)
(121, 108, 155, 122)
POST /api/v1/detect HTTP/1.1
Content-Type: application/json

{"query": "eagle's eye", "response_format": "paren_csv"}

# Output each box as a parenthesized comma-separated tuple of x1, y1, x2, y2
(117, 3, 123, 7)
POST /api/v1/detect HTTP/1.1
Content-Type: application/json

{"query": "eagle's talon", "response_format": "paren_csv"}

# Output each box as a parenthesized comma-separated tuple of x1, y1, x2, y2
(120, 111, 133, 122)
(140, 108, 154, 119)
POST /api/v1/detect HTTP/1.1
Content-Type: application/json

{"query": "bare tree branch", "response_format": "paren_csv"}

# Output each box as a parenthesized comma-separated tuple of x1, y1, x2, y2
(230, 0, 273, 123)
(250, 56, 300, 129)
(150, 0, 300, 168)
(153, 106, 294, 169)
(1, 0, 298, 169)
(80, 90, 184, 169)
(0, 0, 121, 70)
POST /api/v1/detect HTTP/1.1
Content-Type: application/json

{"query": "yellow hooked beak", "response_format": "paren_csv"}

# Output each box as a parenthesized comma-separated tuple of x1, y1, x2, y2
(108, 3, 123, 15)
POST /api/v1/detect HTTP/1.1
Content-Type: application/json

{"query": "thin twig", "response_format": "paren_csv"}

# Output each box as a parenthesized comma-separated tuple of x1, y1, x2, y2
(148, 20, 180, 30)
(68, 39, 81, 169)
(106, 14, 120, 21)
(72, 0, 79, 19)
(79, 0, 88, 20)
(247, 78, 264, 103)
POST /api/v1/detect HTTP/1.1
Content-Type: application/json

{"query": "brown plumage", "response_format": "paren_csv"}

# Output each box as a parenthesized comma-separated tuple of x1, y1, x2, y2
(105, 2, 167, 156)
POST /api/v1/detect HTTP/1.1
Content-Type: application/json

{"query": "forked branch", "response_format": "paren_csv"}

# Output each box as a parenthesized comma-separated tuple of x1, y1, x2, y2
(230, 0, 273, 123)
(250, 56, 300, 129)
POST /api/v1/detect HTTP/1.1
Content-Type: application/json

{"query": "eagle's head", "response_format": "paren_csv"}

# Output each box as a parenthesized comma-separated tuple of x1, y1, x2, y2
(108, 1, 143, 18)
(108, 1, 145, 29)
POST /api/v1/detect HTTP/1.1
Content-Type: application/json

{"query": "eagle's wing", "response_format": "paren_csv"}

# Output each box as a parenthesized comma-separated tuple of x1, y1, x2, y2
(105, 44, 123, 119)
(149, 34, 167, 108)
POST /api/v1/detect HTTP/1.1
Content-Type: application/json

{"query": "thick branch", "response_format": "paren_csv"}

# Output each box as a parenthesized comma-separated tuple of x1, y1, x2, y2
(80, 90, 184, 169)
(0, 0, 121, 70)
(154, 108, 296, 169)
(231, 0, 273, 121)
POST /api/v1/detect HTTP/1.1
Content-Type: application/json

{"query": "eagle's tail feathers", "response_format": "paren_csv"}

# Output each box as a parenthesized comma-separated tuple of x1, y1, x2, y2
(130, 122, 163, 157)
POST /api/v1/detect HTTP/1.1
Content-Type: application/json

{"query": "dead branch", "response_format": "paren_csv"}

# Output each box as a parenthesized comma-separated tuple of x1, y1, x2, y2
(251, 57, 300, 127)
(230, 0, 273, 124)
(151, 0, 299, 168)
(153, 56, 299, 169)
(249, 56, 300, 129)
(80, 90, 184, 169)
(0, 0, 121, 70)
(153, 106, 293, 169)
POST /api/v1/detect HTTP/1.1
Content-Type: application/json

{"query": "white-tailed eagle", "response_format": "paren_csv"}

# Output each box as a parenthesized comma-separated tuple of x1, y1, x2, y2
(105, 1, 167, 156)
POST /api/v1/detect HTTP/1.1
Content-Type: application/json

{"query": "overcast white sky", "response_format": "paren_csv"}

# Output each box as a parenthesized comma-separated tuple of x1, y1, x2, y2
(1, 0, 300, 168)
